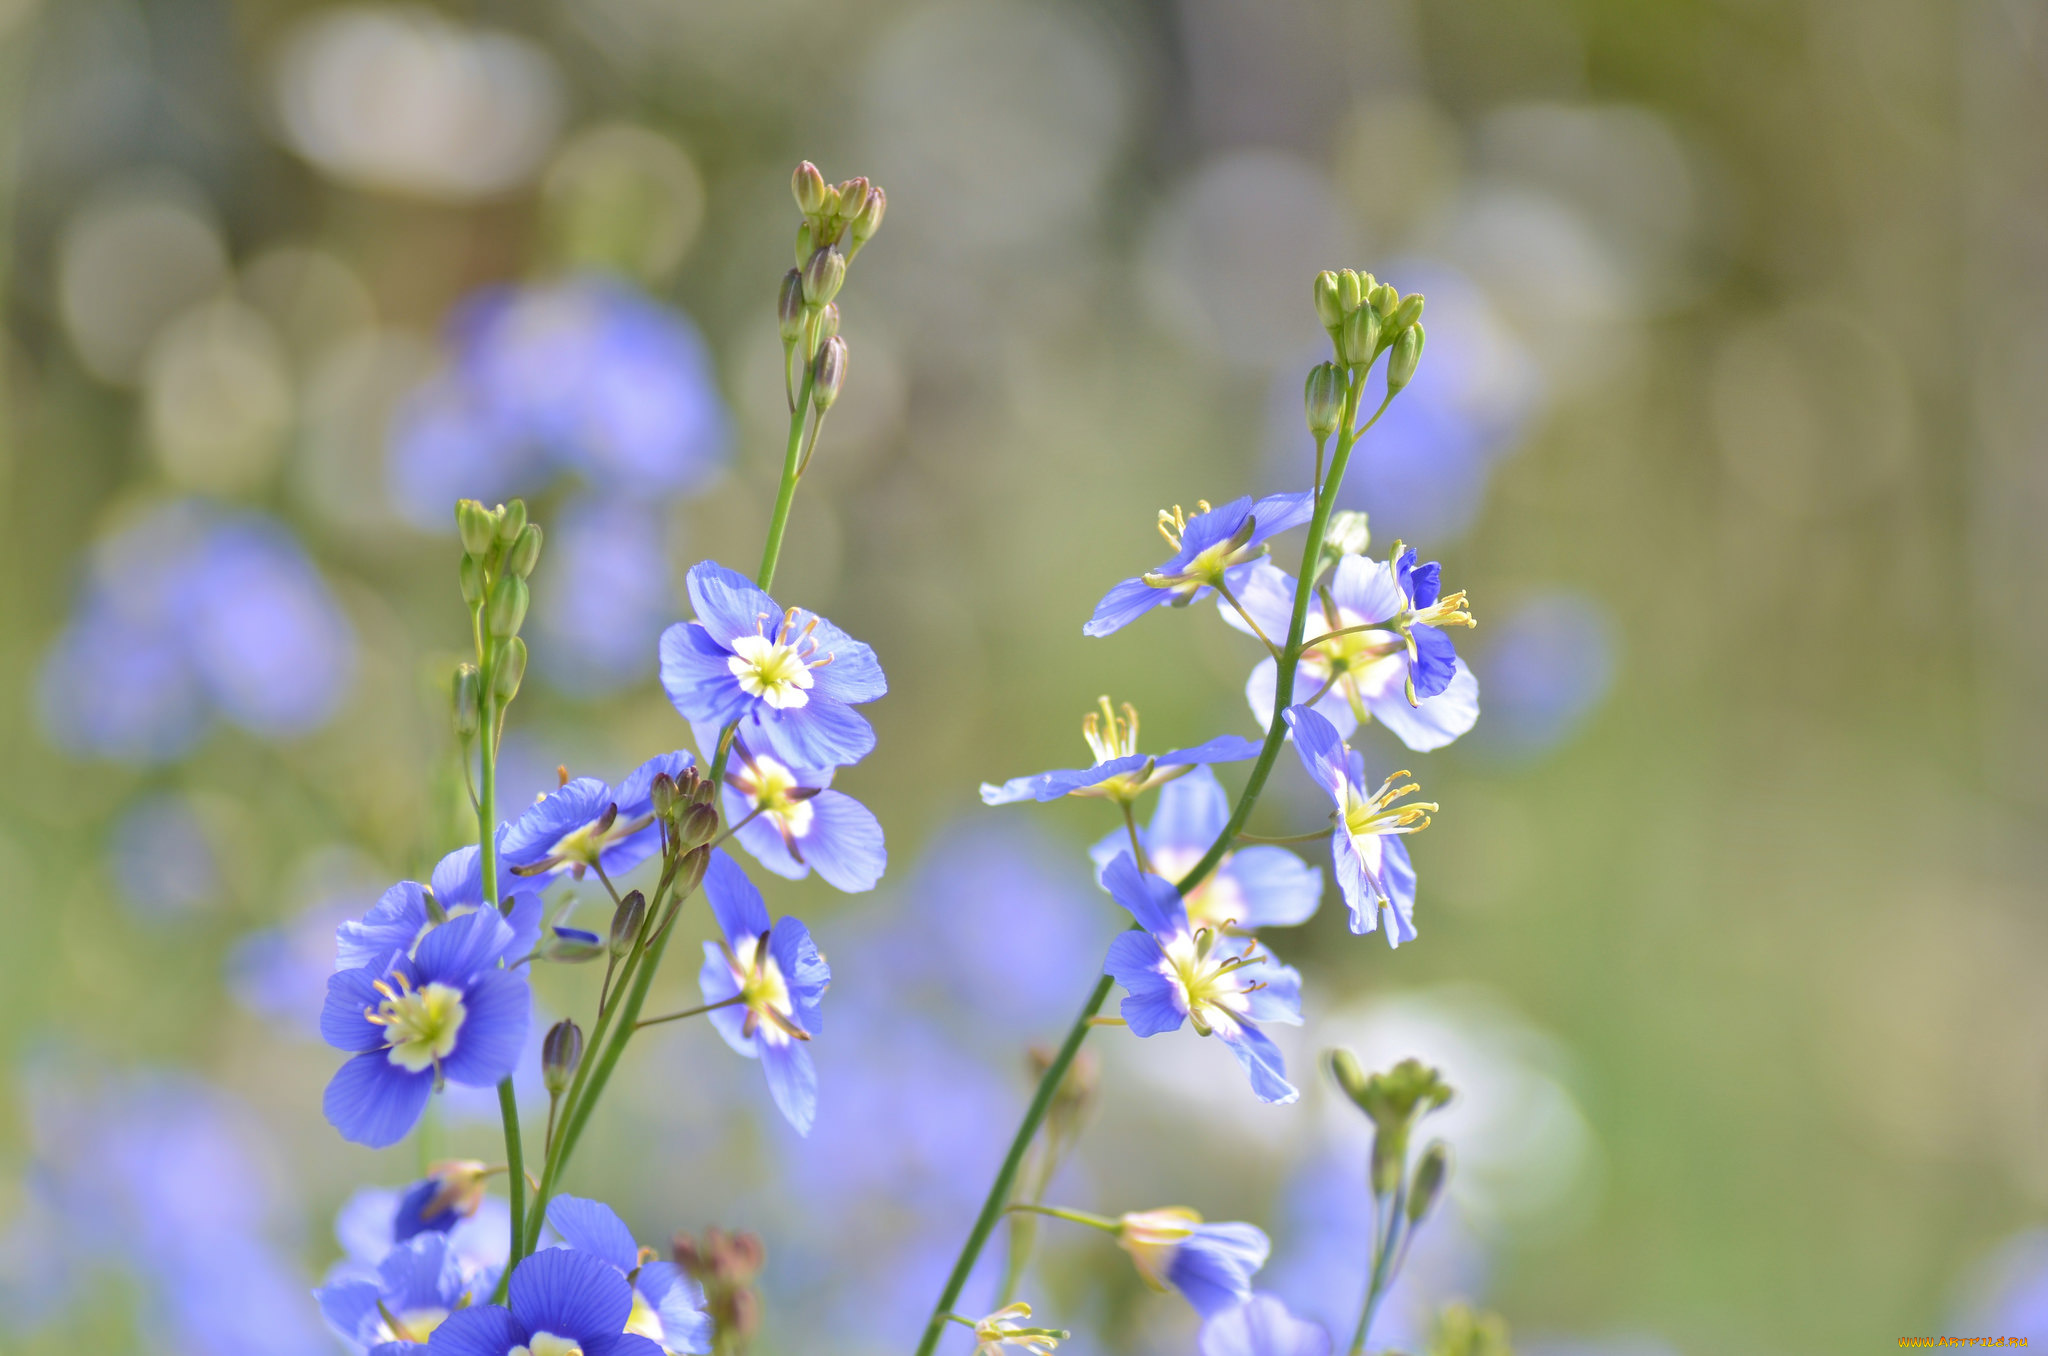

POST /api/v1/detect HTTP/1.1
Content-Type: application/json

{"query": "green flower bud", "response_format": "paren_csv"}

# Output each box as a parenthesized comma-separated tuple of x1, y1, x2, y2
(1407, 1140, 1450, 1225)
(542, 1018, 583, 1094)
(1340, 305, 1381, 367)
(486, 575, 529, 637)
(610, 890, 647, 958)
(1303, 362, 1345, 440)
(1394, 293, 1425, 330)
(836, 176, 869, 223)
(791, 161, 828, 216)
(688, 768, 717, 804)
(650, 772, 678, 818)
(675, 844, 713, 899)
(680, 802, 720, 851)
(1369, 282, 1398, 317)
(1387, 322, 1425, 394)
(1337, 268, 1364, 315)
(1327, 1048, 1371, 1107)
(496, 498, 527, 544)
(456, 499, 497, 557)
(452, 663, 481, 739)
(504, 523, 543, 579)
(491, 636, 527, 704)
(1312, 271, 1343, 331)
(803, 302, 840, 363)
(538, 926, 606, 963)
(1324, 509, 1371, 559)
(802, 245, 846, 308)
(812, 335, 848, 410)
(850, 184, 887, 247)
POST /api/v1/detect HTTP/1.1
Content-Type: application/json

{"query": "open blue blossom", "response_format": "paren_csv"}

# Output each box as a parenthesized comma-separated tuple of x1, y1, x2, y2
(1088, 767, 1320, 932)
(1118, 1208, 1272, 1317)
(336, 856, 543, 975)
(720, 740, 885, 893)
(1200, 1294, 1333, 1356)
(660, 562, 887, 770)
(1283, 706, 1433, 946)
(424, 1245, 664, 1356)
(331, 1176, 510, 1283)
(322, 908, 532, 1148)
(545, 1196, 713, 1355)
(696, 850, 831, 1135)
(1085, 492, 1315, 637)
(501, 751, 694, 884)
(1098, 853, 1303, 1103)
(980, 696, 1262, 805)
(318, 1232, 483, 1352)
(1225, 551, 1477, 752)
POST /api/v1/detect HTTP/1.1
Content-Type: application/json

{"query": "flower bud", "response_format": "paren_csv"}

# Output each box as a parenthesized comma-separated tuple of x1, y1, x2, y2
(491, 636, 527, 704)
(688, 769, 717, 804)
(610, 890, 647, 958)
(453, 663, 482, 739)
(1325, 509, 1371, 558)
(1327, 1048, 1371, 1108)
(496, 498, 528, 544)
(1387, 322, 1425, 394)
(1393, 293, 1424, 330)
(850, 185, 886, 246)
(791, 161, 828, 216)
(802, 245, 846, 308)
(777, 269, 804, 344)
(487, 575, 529, 637)
(836, 177, 869, 220)
(539, 926, 606, 963)
(1407, 1139, 1450, 1224)
(650, 772, 678, 818)
(1369, 282, 1398, 317)
(456, 499, 497, 557)
(794, 220, 813, 271)
(542, 1018, 583, 1094)
(811, 335, 848, 410)
(1336, 268, 1363, 315)
(1303, 362, 1345, 441)
(504, 523, 543, 579)
(680, 802, 719, 851)
(803, 302, 839, 362)
(676, 844, 712, 898)
(1339, 304, 1381, 367)
(1313, 271, 1343, 331)
(459, 554, 485, 606)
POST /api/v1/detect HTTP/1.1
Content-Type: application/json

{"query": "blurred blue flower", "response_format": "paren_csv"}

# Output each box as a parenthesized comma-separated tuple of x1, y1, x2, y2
(38, 501, 356, 762)
(1283, 707, 1430, 946)
(1116, 1208, 1271, 1318)
(533, 495, 680, 694)
(696, 850, 830, 1136)
(332, 1179, 510, 1282)
(425, 1246, 665, 1356)
(229, 891, 373, 1037)
(1199, 1293, 1333, 1356)
(1085, 493, 1315, 638)
(546, 1195, 713, 1355)
(388, 276, 730, 530)
(980, 694, 1261, 806)
(501, 750, 692, 886)
(317, 1232, 484, 1353)
(721, 740, 886, 893)
(107, 792, 219, 917)
(1466, 591, 1617, 761)
(1955, 1227, 2048, 1333)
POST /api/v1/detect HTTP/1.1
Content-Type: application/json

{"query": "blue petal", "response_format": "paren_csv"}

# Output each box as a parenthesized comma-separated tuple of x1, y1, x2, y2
(1101, 852, 1186, 937)
(503, 891, 546, 961)
(803, 613, 886, 705)
(1331, 832, 1379, 936)
(759, 1035, 818, 1136)
(588, 1336, 670, 1356)
(1220, 1022, 1298, 1104)
(546, 1195, 640, 1273)
(315, 1277, 382, 1345)
(1158, 733, 1264, 767)
(1177, 496, 1255, 556)
(1237, 951, 1304, 1025)
(636, 1261, 714, 1355)
(701, 849, 770, 943)
(697, 942, 753, 1058)
(337, 881, 429, 971)
(685, 561, 778, 647)
(440, 968, 530, 1087)
(1327, 554, 1405, 626)
(424, 1302, 522, 1355)
(1147, 766, 1232, 852)
(768, 916, 830, 1036)
(507, 1245, 635, 1343)
(1217, 848, 1322, 929)
(1104, 932, 1185, 1037)
(414, 907, 515, 985)
(1378, 837, 1417, 948)
(790, 789, 887, 893)
(1407, 559, 1442, 609)
(1281, 707, 1350, 809)
(1365, 657, 1478, 752)
(1170, 1223, 1270, 1317)
(1244, 492, 1315, 546)
(1198, 1295, 1333, 1356)
(1084, 576, 1168, 638)
(727, 796, 808, 883)
(501, 778, 613, 868)
(979, 754, 1147, 805)
(1408, 624, 1458, 701)
(324, 1051, 433, 1148)
(431, 843, 483, 907)
(658, 623, 752, 729)
(1215, 562, 1297, 641)
(743, 695, 876, 769)
(378, 1232, 465, 1312)
(614, 750, 695, 817)
(1244, 656, 1356, 740)
(323, 962, 398, 1053)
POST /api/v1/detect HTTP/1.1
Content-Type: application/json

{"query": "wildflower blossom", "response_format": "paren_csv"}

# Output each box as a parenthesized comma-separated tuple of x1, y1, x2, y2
(970, 1302, 1066, 1356)
(696, 851, 831, 1135)
(336, 853, 542, 974)
(322, 908, 532, 1148)
(659, 562, 886, 769)
(317, 1232, 482, 1351)
(1098, 853, 1303, 1103)
(980, 696, 1261, 806)
(545, 1195, 713, 1355)
(330, 1168, 511, 1285)
(500, 751, 695, 883)
(1224, 549, 1477, 752)
(1088, 766, 1319, 932)
(1283, 706, 1433, 945)
(422, 1245, 664, 1355)
(1085, 493, 1316, 637)
(1117, 1208, 1271, 1317)
(720, 740, 885, 892)
(1199, 1294, 1333, 1356)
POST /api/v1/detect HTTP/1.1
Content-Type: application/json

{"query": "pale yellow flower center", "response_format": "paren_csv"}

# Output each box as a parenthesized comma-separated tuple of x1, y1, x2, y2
(366, 976, 466, 1073)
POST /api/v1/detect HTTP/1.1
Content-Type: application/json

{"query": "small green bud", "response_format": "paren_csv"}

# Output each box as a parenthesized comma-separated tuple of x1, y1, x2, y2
(689, 768, 717, 804)
(1394, 293, 1425, 330)
(422, 888, 448, 925)
(1303, 362, 1345, 441)
(538, 926, 606, 963)
(487, 575, 529, 638)
(1325, 509, 1371, 559)
(1387, 322, 1425, 394)
(491, 636, 527, 704)
(650, 772, 678, 818)
(1339, 305, 1381, 367)
(795, 220, 813, 271)
(802, 245, 846, 308)
(542, 1018, 583, 1094)
(777, 269, 805, 344)
(496, 498, 528, 544)
(680, 802, 720, 851)
(1337, 268, 1364, 315)
(453, 663, 481, 739)
(836, 176, 869, 223)
(1327, 1048, 1372, 1108)
(850, 184, 886, 246)
(610, 890, 647, 958)
(459, 554, 485, 606)
(1369, 282, 1398, 317)
(792, 161, 828, 216)
(676, 844, 712, 898)
(803, 302, 840, 362)
(504, 523, 543, 579)
(1312, 271, 1343, 331)
(456, 499, 497, 557)
(812, 335, 848, 410)
(1408, 1140, 1450, 1225)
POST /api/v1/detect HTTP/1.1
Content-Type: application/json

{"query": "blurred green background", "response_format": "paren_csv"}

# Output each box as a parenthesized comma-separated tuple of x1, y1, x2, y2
(0, 0, 2041, 1353)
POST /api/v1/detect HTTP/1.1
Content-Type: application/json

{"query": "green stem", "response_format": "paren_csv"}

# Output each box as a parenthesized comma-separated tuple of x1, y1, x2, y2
(1003, 1202, 1118, 1231)
(476, 608, 527, 1296)
(757, 367, 815, 591)
(911, 374, 1395, 1356)
(636, 994, 742, 1029)
(1350, 1178, 1409, 1356)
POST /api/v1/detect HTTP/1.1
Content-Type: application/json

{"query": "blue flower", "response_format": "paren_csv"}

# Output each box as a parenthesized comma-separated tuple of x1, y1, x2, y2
(545, 1196, 713, 1355)
(331, 1179, 510, 1284)
(317, 1232, 483, 1352)
(423, 1245, 665, 1356)
(1088, 767, 1320, 932)
(1467, 590, 1615, 761)
(322, 908, 533, 1148)
(531, 495, 679, 695)
(1282, 706, 1433, 946)
(1085, 493, 1316, 637)
(1117, 1208, 1271, 1317)
(660, 562, 887, 770)
(1199, 1294, 1333, 1356)
(336, 854, 544, 975)
(695, 850, 831, 1135)
(1224, 550, 1477, 752)
(1098, 853, 1303, 1103)
(980, 696, 1263, 806)
(500, 751, 695, 884)
(720, 740, 885, 893)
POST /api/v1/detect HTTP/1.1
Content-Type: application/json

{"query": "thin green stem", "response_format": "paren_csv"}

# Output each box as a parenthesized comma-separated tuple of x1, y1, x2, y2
(1350, 1178, 1409, 1356)
(1003, 1202, 1117, 1231)
(757, 367, 816, 592)
(636, 994, 742, 1030)
(1236, 828, 1336, 846)
(1121, 802, 1149, 873)
(475, 602, 527, 1297)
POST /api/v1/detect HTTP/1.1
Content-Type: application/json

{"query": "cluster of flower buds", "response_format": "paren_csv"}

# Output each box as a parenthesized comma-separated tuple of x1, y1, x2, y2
(1328, 1050, 1453, 1212)
(673, 1226, 766, 1356)
(1426, 1303, 1513, 1356)
(454, 497, 542, 719)
(650, 763, 720, 876)
(1303, 270, 1428, 442)
(780, 162, 885, 417)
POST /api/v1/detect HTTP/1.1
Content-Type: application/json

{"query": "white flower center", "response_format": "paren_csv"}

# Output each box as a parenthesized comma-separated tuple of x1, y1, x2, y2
(626, 1288, 665, 1342)
(1157, 930, 1256, 1039)
(378, 1307, 451, 1343)
(728, 633, 814, 709)
(726, 934, 804, 1046)
(731, 755, 815, 838)
(512, 1334, 583, 1356)
(366, 976, 467, 1073)
(1301, 604, 1407, 716)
